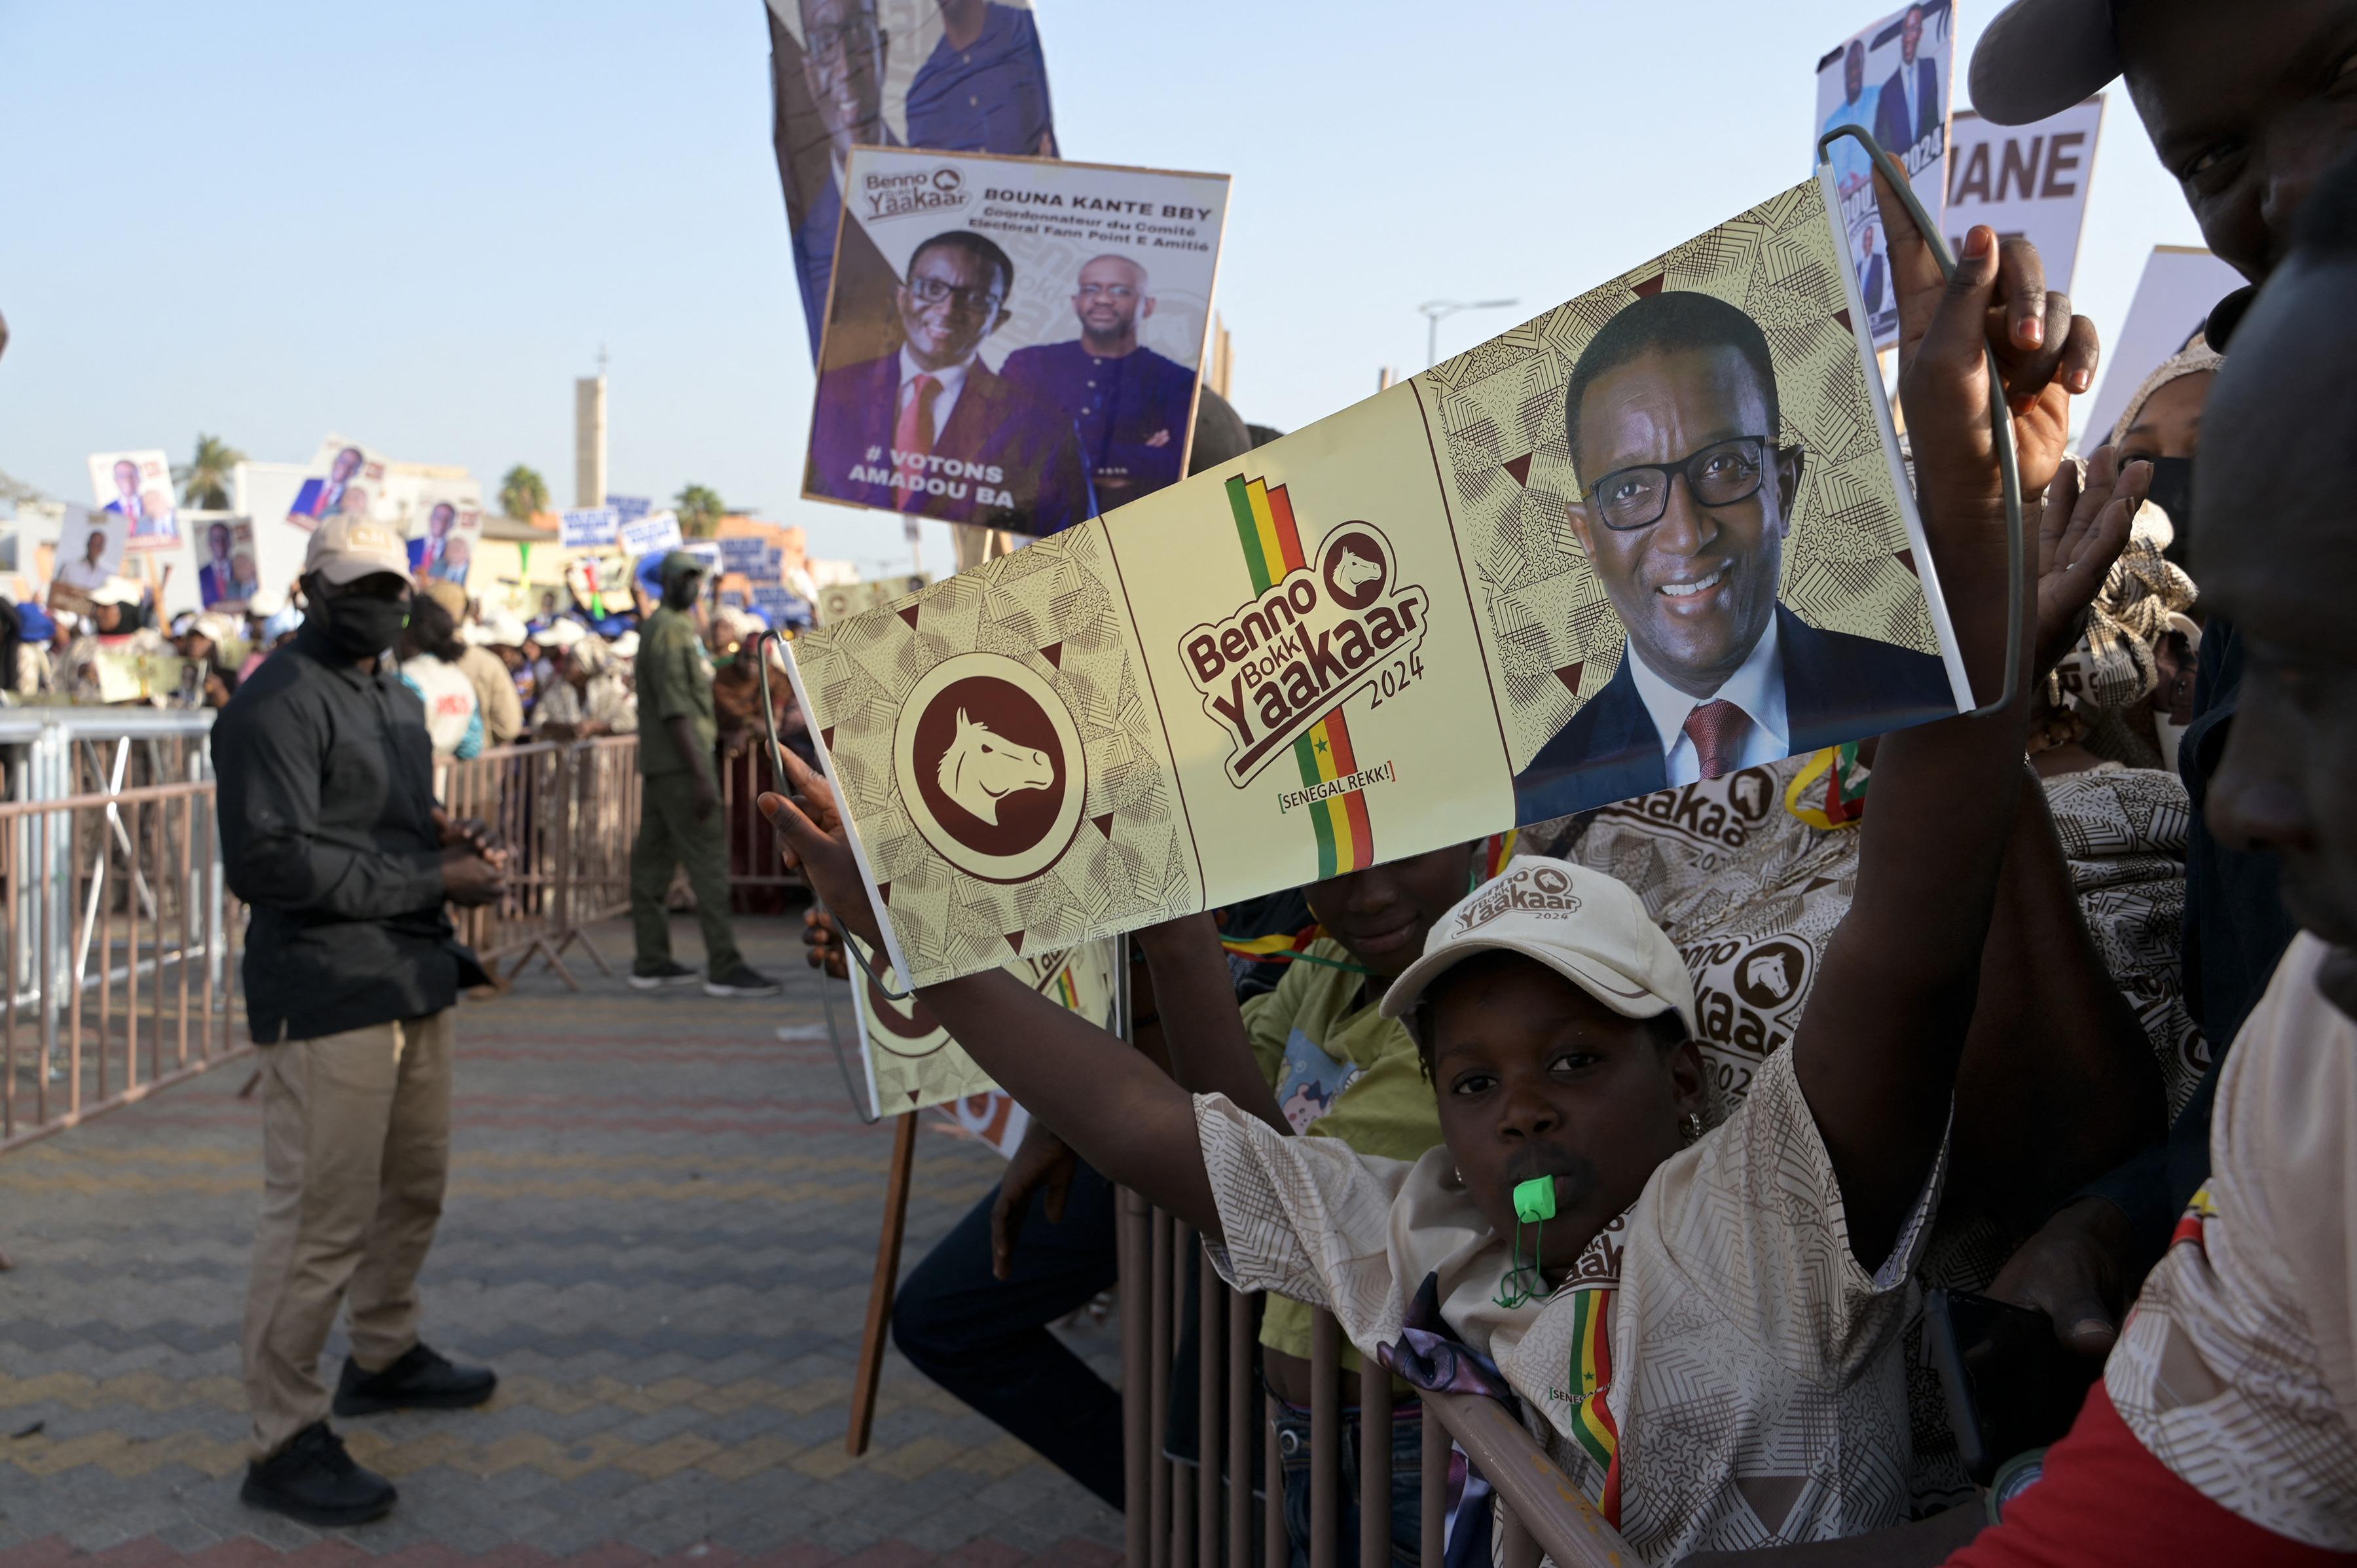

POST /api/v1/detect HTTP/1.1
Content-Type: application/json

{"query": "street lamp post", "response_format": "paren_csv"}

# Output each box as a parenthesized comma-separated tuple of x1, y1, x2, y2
(1417, 298, 1520, 368)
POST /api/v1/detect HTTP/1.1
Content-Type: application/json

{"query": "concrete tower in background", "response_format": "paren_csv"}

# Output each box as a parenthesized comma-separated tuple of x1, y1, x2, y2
(574, 350, 608, 507)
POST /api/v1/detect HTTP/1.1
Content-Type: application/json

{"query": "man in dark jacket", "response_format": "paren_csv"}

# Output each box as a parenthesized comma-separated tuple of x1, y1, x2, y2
(213, 513, 506, 1526)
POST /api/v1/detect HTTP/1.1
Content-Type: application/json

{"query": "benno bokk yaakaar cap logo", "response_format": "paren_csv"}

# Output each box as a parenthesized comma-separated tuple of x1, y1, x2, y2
(1180, 478, 1431, 789)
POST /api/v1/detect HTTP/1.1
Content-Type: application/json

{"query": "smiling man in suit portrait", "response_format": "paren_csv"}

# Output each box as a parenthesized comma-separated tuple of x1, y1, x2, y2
(1513, 289, 1956, 821)
(806, 228, 1092, 536)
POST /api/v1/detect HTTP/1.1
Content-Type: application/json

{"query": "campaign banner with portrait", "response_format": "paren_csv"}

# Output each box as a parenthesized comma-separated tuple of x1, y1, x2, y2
(192, 517, 263, 611)
(815, 572, 932, 625)
(1944, 99, 2106, 297)
(847, 932, 1117, 1113)
(764, 0, 1058, 359)
(803, 147, 1229, 536)
(784, 174, 1971, 989)
(86, 450, 181, 552)
(285, 435, 393, 532)
(52, 504, 127, 599)
(1816, 1, 1954, 350)
(406, 479, 485, 589)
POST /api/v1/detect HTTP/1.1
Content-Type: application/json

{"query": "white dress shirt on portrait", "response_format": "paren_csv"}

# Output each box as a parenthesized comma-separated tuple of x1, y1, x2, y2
(898, 348, 972, 435)
(1627, 611, 1791, 784)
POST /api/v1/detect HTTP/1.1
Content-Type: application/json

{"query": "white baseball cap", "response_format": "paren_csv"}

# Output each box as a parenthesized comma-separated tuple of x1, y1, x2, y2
(467, 610, 529, 648)
(538, 618, 586, 649)
(1378, 857, 1698, 1038)
(302, 513, 413, 587)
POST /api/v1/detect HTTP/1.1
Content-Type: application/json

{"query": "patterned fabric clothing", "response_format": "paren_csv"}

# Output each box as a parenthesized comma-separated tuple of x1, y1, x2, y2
(1238, 937, 1443, 1368)
(1196, 1043, 1944, 1563)
(2104, 934, 2357, 1549)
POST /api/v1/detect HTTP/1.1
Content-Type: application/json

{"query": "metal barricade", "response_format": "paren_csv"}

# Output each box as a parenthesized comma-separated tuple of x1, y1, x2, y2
(1116, 1197, 1632, 1568)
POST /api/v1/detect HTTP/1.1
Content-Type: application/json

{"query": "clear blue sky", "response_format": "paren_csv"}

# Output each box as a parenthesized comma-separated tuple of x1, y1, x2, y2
(0, 1, 2204, 578)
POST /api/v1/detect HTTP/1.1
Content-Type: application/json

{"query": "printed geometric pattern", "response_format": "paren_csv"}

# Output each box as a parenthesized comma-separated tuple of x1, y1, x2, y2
(0, 917, 1121, 1562)
(1420, 180, 1941, 770)
(793, 528, 1196, 989)
(860, 938, 1118, 1114)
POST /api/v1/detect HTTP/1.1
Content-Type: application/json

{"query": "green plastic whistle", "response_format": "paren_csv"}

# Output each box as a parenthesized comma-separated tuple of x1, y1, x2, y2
(1511, 1176, 1557, 1225)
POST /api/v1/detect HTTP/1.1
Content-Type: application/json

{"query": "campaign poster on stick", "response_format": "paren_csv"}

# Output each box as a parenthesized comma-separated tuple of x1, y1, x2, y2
(1816, 1, 1955, 348)
(194, 518, 263, 611)
(619, 509, 685, 561)
(846, 933, 1117, 1114)
(87, 450, 181, 551)
(763, 0, 1058, 359)
(407, 479, 486, 588)
(53, 504, 126, 596)
(784, 175, 1969, 989)
(560, 507, 620, 550)
(803, 147, 1229, 536)
(285, 435, 392, 532)
(1944, 99, 2106, 296)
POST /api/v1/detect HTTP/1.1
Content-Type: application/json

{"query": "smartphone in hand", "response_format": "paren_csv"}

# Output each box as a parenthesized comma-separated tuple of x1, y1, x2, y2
(1926, 1288, 2105, 1486)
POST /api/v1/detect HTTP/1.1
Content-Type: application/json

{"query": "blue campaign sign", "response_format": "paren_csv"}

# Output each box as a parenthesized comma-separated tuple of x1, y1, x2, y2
(750, 586, 814, 629)
(606, 495, 653, 524)
(716, 536, 771, 575)
(560, 507, 619, 549)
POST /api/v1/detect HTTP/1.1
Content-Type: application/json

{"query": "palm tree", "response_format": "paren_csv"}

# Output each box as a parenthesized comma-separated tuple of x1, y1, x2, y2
(500, 464, 551, 522)
(674, 483, 727, 538)
(176, 433, 246, 509)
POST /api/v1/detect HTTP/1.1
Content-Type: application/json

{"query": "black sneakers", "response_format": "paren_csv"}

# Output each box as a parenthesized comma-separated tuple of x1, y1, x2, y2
(704, 964, 782, 998)
(628, 960, 701, 991)
(240, 1421, 396, 1526)
(332, 1342, 498, 1417)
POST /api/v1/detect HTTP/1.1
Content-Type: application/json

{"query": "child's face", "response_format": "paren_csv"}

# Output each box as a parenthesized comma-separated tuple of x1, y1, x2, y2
(1305, 843, 1476, 977)
(2199, 253, 2357, 1015)
(1427, 953, 1704, 1264)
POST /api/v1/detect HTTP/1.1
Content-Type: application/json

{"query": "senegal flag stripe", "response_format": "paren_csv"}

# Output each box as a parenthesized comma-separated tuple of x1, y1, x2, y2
(1293, 733, 1339, 875)
(1263, 483, 1310, 572)
(1245, 479, 1292, 583)
(1224, 476, 1273, 594)
(1565, 1287, 1623, 1526)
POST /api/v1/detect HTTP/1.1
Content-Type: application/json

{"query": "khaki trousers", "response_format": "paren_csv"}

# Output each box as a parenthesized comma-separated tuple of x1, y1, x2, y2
(242, 1010, 454, 1460)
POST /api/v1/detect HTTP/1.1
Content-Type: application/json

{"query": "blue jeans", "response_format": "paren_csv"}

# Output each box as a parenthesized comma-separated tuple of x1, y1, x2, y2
(1274, 1403, 1423, 1568)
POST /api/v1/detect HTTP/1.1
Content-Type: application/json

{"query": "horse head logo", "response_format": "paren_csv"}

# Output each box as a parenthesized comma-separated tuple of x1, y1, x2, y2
(1742, 950, 1793, 1002)
(1334, 545, 1384, 593)
(935, 708, 1054, 826)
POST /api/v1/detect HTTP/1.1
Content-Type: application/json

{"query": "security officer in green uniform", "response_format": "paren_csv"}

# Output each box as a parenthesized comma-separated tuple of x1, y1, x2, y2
(629, 552, 779, 997)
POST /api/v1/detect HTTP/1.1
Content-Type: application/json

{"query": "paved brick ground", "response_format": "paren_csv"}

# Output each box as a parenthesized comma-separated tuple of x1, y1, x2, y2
(0, 916, 1124, 1565)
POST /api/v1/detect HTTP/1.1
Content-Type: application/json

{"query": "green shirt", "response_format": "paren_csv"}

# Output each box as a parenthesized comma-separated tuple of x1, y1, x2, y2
(1241, 938, 1444, 1368)
(632, 607, 716, 776)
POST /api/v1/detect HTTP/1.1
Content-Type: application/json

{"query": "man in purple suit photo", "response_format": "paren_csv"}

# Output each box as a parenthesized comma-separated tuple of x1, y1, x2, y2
(806, 229, 1091, 536)
(1513, 289, 1956, 822)
(1873, 3, 1945, 162)
(1000, 253, 1197, 513)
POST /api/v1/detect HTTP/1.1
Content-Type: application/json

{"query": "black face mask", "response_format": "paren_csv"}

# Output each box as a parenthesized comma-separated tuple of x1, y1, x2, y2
(318, 591, 410, 659)
(2143, 456, 2195, 568)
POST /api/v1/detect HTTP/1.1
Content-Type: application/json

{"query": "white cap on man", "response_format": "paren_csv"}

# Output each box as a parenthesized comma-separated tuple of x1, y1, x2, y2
(1378, 857, 1698, 1038)
(302, 513, 413, 587)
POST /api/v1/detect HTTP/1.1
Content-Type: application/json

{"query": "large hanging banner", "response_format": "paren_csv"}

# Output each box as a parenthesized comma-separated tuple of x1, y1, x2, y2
(849, 934, 1118, 1113)
(1815, 1, 1954, 350)
(765, 0, 1058, 360)
(86, 450, 181, 553)
(804, 147, 1229, 538)
(786, 176, 1969, 989)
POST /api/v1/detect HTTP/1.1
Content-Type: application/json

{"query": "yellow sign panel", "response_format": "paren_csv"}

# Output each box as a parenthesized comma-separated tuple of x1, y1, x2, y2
(849, 937, 1119, 1113)
(787, 176, 1967, 989)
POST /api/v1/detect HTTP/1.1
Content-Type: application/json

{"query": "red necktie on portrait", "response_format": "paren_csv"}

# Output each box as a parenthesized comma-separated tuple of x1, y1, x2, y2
(1681, 699, 1752, 780)
(894, 375, 942, 513)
